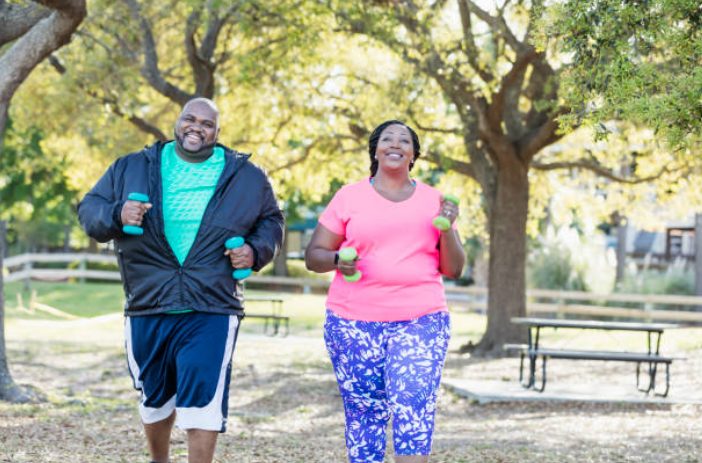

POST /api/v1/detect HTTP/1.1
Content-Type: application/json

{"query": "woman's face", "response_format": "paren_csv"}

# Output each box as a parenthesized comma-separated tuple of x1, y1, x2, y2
(375, 124, 414, 173)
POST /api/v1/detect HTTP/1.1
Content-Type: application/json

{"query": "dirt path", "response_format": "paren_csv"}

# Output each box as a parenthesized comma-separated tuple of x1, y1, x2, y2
(1, 318, 700, 463)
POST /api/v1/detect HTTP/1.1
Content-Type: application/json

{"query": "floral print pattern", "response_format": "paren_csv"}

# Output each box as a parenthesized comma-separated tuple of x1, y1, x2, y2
(324, 309, 451, 463)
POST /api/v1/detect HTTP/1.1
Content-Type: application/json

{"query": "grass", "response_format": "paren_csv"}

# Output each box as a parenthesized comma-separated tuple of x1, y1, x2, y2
(3, 280, 701, 352)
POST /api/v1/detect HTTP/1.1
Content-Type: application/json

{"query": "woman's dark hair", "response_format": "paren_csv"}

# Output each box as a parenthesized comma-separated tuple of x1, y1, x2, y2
(368, 120, 421, 177)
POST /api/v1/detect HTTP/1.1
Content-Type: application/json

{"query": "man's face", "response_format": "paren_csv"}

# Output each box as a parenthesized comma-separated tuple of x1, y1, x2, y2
(174, 101, 220, 159)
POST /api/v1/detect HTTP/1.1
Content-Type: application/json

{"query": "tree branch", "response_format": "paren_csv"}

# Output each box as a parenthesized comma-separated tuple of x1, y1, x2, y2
(456, 0, 492, 83)
(0, 1, 52, 46)
(531, 159, 678, 184)
(122, 0, 193, 105)
(489, 49, 538, 129)
(48, 55, 167, 140)
(0, 0, 86, 103)
(463, 0, 523, 53)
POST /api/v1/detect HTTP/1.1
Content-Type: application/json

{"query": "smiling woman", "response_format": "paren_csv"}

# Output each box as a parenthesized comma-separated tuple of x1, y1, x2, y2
(304, 120, 467, 463)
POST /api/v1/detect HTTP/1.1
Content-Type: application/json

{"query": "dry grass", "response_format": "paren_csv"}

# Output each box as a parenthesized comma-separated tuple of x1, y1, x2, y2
(1, 313, 701, 463)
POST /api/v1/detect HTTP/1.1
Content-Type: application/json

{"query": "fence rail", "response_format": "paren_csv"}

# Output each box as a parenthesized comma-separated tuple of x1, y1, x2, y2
(4, 253, 702, 323)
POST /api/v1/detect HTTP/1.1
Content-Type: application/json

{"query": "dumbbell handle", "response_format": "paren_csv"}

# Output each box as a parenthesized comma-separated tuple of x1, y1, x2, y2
(432, 194, 460, 231)
(338, 247, 361, 283)
(225, 236, 253, 280)
(122, 192, 150, 236)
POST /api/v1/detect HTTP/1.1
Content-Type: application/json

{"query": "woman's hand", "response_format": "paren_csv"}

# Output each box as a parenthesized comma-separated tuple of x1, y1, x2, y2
(438, 195, 460, 227)
(336, 252, 360, 277)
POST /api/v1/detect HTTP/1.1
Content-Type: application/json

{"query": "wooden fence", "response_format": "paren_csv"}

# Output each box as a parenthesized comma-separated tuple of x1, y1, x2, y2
(4, 253, 702, 323)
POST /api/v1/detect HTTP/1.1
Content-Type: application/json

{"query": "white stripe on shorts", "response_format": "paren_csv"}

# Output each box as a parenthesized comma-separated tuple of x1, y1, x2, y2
(175, 315, 239, 431)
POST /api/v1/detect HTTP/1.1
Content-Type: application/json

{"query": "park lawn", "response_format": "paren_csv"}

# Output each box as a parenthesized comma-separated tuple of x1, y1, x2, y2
(3, 280, 701, 352)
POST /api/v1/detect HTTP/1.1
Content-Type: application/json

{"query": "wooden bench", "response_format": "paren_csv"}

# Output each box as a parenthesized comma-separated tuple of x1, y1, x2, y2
(243, 295, 289, 337)
(507, 318, 684, 397)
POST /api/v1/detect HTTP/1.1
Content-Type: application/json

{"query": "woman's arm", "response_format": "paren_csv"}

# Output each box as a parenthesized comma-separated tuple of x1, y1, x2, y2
(439, 228, 466, 278)
(304, 224, 360, 278)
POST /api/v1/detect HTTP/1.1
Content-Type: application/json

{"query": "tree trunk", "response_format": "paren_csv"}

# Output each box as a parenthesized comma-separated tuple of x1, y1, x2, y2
(615, 215, 628, 285)
(461, 160, 529, 356)
(694, 213, 702, 300)
(0, 106, 37, 402)
(0, 0, 85, 403)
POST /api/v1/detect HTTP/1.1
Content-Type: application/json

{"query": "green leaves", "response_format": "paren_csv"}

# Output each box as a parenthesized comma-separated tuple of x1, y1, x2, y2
(546, 0, 702, 150)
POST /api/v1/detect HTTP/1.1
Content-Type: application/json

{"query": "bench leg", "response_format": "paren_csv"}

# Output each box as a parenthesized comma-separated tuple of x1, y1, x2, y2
(654, 363, 671, 398)
(535, 356, 547, 393)
(519, 353, 547, 392)
(636, 361, 656, 394)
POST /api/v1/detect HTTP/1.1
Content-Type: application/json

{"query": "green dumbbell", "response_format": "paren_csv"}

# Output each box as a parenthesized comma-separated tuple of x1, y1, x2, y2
(225, 236, 253, 280)
(122, 192, 150, 235)
(432, 194, 460, 231)
(338, 247, 362, 283)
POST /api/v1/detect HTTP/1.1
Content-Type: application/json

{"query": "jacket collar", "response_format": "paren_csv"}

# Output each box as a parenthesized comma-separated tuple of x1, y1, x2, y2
(143, 140, 252, 163)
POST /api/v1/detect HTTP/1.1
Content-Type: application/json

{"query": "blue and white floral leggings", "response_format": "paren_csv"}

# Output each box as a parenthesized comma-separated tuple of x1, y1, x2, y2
(324, 309, 451, 463)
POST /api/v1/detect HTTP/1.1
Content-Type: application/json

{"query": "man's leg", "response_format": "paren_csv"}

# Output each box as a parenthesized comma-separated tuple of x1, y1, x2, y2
(144, 412, 175, 463)
(187, 429, 219, 463)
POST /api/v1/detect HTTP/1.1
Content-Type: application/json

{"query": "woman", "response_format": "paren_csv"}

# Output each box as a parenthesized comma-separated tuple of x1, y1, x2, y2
(305, 120, 466, 463)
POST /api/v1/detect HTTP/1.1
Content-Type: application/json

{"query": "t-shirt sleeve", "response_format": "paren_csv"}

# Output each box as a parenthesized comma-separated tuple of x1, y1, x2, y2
(318, 187, 347, 236)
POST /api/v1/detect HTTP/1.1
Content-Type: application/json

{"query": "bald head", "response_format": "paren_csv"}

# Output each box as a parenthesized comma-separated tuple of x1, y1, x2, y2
(181, 98, 220, 121)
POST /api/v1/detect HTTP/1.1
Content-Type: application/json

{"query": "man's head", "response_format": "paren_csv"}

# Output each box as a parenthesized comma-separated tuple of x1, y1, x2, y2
(173, 98, 221, 162)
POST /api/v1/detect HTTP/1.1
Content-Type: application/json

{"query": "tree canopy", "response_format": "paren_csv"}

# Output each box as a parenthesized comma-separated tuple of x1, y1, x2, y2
(540, 0, 702, 151)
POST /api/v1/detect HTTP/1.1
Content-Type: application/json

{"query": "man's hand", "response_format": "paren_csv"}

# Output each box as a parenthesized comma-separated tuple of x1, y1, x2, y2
(121, 200, 152, 227)
(224, 243, 254, 269)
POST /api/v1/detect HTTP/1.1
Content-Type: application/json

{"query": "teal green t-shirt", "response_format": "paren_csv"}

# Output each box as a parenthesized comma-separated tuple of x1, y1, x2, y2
(161, 141, 225, 265)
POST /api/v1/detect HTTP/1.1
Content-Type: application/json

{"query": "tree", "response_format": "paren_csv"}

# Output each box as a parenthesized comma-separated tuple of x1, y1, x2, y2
(326, 0, 688, 355)
(541, 0, 702, 151)
(22, 0, 363, 274)
(2, 120, 80, 253)
(0, 0, 86, 402)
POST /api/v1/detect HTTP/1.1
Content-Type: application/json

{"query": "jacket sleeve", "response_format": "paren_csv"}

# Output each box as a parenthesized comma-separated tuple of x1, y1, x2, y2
(245, 173, 285, 271)
(77, 162, 125, 243)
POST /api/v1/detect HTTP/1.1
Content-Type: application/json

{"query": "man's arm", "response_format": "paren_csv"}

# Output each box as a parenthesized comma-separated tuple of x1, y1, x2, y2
(77, 163, 124, 243)
(244, 176, 285, 271)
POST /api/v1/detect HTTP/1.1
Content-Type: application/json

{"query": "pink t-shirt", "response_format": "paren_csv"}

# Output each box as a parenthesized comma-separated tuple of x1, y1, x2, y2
(319, 178, 450, 322)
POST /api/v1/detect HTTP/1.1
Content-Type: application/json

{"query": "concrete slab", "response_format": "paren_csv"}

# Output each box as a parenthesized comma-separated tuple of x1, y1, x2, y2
(442, 377, 702, 405)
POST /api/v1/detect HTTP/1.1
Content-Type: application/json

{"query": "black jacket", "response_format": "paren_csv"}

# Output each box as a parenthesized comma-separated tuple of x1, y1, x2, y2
(77, 141, 285, 316)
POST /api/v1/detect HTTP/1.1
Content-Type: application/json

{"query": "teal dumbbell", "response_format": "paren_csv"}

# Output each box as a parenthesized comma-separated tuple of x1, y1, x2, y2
(432, 194, 460, 231)
(338, 247, 362, 283)
(122, 192, 150, 235)
(225, 236, 253, 280)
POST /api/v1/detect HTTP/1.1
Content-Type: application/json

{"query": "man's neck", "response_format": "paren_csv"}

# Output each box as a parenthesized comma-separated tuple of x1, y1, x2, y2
(174, 142, 214, 164)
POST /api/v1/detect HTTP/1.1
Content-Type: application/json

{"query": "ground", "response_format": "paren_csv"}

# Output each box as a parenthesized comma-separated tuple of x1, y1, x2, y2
(1, 311, 701, 463)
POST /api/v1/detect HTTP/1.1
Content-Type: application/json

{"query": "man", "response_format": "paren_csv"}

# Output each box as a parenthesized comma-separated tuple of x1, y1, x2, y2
(78, 98, 284, 463)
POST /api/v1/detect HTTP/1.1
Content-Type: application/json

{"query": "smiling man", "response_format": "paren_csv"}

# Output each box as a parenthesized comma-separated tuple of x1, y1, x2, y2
(77, 97, 285, 463)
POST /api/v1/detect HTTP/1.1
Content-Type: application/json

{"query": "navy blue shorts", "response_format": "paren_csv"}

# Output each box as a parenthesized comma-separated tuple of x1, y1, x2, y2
(125, 312, 241, 432)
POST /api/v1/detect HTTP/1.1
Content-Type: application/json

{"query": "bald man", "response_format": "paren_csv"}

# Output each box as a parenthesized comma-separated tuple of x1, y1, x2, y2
(78, 98, 285, 463)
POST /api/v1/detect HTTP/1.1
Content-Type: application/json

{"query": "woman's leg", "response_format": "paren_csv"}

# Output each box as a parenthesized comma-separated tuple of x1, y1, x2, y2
(324, 310, 391, 463)
(385, 312, 451, 461)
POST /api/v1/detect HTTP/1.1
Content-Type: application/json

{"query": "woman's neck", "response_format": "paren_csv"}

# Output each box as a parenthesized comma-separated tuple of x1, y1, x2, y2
(371, 171, 415, 202)
(373, 171, 412, 191)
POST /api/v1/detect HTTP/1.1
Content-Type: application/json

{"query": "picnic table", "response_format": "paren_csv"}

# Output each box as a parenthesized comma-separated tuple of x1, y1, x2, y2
(243, 295, 289, 336)
(506, 317, 683, 397)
